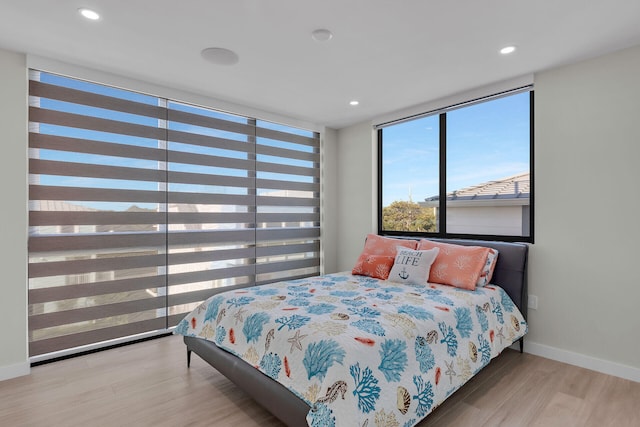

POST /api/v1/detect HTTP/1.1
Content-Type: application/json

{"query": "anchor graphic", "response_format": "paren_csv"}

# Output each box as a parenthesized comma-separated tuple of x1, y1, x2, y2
(398, 267, 409, 280)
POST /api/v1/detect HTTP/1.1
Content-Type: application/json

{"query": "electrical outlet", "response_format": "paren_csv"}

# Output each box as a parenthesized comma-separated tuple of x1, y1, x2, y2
(528, 295, 538, 310)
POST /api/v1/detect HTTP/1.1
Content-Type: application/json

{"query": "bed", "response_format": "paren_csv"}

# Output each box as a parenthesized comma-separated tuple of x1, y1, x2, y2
(175, 237, 528, 427)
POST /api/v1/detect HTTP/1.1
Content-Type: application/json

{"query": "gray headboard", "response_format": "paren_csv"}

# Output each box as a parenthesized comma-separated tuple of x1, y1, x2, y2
(389, 236, 529, 319)
(395, 237, 529, 319)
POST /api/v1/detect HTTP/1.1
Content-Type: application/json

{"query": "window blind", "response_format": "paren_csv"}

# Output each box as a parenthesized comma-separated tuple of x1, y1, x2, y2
(28, 70, 320, 358)
(164, 102, 258, 327)
(255, 122, 321, 285)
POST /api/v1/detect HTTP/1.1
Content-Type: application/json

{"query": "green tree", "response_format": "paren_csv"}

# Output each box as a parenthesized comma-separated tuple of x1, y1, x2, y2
(382, 201, 436, 232)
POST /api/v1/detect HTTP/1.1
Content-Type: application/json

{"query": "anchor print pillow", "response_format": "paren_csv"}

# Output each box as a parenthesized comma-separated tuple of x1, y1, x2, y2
(388, 246, 440, 285)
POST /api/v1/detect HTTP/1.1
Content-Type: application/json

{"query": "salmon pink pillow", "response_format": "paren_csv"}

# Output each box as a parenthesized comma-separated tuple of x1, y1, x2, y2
(352, 234, 417, 280)
(417, 239, 491, 290)
(351, 255, 395, 280)
(359, 234, 417, 257)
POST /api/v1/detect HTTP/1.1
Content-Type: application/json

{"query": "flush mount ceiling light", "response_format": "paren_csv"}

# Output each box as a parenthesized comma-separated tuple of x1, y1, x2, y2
(201, 47, 239, 66)
(500, 45, 516, 55)
(311, 29, 333, 42)
(349, 100, 359, 106)
(78, 8, 100, 20)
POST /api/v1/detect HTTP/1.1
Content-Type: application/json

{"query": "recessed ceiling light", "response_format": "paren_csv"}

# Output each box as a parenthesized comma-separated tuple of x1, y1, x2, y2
(311, 29, 333, 42)
(500, 45, 516, 55)
(78, 8, 100, 20)
(201, 48, 239, 66)
(349, 100, 359, 106)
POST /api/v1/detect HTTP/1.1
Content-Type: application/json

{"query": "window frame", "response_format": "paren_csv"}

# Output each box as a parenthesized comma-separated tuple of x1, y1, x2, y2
(377, 89, 534, 243)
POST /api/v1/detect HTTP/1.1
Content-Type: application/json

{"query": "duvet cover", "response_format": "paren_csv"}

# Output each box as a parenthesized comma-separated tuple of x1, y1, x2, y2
(175, 272, 527, 427)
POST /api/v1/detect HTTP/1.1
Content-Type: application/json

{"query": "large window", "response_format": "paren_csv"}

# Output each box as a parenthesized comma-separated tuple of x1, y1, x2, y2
(28, 71, 320, 359)
(378, 89, 533, 242)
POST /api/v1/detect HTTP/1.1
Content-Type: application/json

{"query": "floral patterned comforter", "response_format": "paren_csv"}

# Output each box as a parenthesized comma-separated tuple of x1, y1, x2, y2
(175, 272, 527, 427)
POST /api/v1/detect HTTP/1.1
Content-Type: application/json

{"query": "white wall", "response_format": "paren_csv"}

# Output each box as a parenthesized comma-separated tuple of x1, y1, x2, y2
(336, 44, 640, 381)
(321, 128, 339, 274)
(530, 44, 640, 378)
(0, 48, 29, 380)
(335, 122, 377, 271)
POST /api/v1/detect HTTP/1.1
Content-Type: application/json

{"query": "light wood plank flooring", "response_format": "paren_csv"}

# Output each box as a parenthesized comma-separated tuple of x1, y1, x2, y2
(0, 335, 638, 426)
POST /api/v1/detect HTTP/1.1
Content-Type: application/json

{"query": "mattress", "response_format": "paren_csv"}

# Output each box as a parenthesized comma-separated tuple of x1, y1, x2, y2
(175, 272, 527, 427)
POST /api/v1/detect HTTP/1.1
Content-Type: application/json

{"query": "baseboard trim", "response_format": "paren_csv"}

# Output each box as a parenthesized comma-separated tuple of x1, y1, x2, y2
(0, 361, 30, 382)
(525, 341, 640, 383)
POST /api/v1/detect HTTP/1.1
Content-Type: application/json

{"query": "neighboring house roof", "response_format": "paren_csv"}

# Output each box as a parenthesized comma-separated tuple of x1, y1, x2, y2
(99, 205, 158, 233)
(421, 172, 530, 207)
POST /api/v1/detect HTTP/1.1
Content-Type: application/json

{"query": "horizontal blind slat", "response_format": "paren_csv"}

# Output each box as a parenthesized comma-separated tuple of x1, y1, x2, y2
(168, 264, 255, 286)
(167, 129, 254, 153)
(256, 195, 319, 207)
(29, 318, 167, 356)
(168, 192, 254, 206)
(257, 178, 319, 192)
(29, 133, 165, 161)
(30, 184, 164, 204)
(29, 107, 166, 140)
(30, 80, 165, 119)
(169, 171, 254, 188)
(168, 247, 255, 266)
(255, 271, 319, 287)
(256, 144, 319, 162)
(30, 211, 165, 226)
(256, 258, 320, 275)
(168, 150, 254, 171)
(29, 159, 166, 183)
(168, 109, 254, 136)
(29, 254, 165, 278)
(29, 233, 165, 252)
(168, 212, 255, 225)
(256, 242, 319, 258)
(29, 296, 166, 330)
(167, 288, 224, 307)
(168, 229, 255, 246)
(256, 227, 320, 241)
(29, 275, 166, 304)
(256, 127, 317, 147)
(257, 160, 320, 177)
(256, 212, 319, 223)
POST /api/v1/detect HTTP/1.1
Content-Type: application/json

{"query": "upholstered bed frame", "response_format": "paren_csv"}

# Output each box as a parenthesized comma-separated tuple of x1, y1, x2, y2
(183, 238, 529, 427)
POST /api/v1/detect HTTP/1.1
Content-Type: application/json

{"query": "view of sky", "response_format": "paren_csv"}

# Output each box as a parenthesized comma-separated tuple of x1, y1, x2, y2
(381, 92, 530, 207)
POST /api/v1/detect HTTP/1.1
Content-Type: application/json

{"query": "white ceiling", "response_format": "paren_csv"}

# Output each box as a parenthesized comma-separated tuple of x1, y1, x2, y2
(1, 0, 640, 129)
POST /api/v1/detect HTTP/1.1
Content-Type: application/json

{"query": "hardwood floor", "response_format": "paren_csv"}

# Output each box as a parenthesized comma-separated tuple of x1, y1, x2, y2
(0, 335, 638, 426)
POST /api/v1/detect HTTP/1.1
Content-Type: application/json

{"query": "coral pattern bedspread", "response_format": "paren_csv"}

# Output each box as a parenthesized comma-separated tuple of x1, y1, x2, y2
(175, 272, 527, 427)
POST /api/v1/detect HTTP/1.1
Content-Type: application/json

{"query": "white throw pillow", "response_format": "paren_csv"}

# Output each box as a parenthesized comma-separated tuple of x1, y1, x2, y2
(388, 246, 440, 285)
